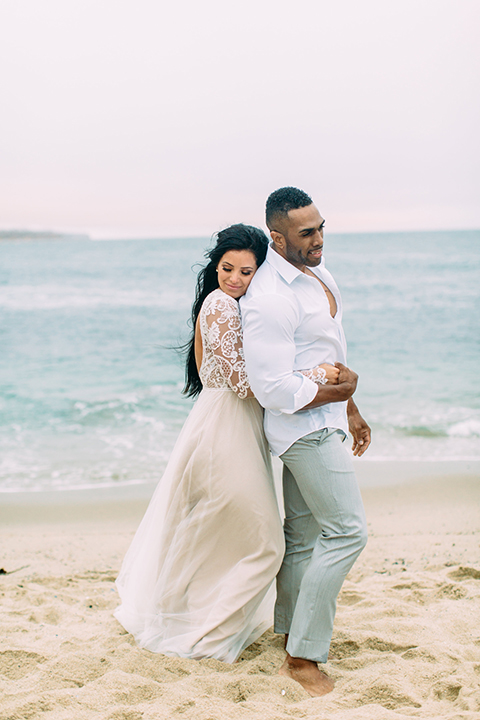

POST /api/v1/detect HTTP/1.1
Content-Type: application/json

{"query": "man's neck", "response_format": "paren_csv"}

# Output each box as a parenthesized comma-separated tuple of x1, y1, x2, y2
(270, 243, 307, 273)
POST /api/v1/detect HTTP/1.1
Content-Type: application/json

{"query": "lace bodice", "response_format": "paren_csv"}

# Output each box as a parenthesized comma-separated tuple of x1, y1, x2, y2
(199, 289, 251, 399)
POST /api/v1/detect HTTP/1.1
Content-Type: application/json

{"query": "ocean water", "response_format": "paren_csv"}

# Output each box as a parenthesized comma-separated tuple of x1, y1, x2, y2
(1, 231, 479, 493)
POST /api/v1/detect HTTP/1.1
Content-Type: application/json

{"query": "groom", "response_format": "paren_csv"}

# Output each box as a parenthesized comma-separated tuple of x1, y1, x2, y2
(240, 187, 371, 697)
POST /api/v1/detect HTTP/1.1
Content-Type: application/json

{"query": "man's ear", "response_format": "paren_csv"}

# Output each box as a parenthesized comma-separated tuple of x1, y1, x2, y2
(270, 230, 285, 251)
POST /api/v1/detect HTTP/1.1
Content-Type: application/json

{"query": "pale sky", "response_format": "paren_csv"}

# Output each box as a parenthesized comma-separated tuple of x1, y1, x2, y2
(1, 0, 479, 237)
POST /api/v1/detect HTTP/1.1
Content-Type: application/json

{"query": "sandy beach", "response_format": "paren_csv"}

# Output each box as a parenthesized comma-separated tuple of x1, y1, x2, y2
(1, 462, 479, 720)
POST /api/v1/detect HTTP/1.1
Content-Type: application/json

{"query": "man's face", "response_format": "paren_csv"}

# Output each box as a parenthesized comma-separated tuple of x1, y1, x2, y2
(278, 204, 325, 270)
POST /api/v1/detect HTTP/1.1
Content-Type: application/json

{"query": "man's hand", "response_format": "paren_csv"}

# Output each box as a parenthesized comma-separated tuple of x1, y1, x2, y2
(347, 399, 371, 457)
(302, 362, 357, 409)
(334, 362, 358, 399)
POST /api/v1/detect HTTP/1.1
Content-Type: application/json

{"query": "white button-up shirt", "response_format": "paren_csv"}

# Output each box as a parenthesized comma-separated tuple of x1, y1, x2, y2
(240, 246, 348, 456)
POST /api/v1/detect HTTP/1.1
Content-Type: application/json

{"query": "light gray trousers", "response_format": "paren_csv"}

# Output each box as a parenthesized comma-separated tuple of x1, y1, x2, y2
(275, 428, 367, 663)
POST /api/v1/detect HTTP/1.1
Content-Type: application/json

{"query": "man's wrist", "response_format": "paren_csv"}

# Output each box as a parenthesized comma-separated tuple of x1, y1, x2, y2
(347, 397, 359, 415)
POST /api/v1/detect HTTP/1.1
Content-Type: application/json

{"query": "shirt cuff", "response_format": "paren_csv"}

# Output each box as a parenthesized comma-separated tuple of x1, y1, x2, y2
(275, 375, 319, 415)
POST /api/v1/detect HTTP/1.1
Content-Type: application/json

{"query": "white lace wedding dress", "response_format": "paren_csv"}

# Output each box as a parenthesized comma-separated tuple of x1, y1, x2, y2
(114, 289, 285, 662)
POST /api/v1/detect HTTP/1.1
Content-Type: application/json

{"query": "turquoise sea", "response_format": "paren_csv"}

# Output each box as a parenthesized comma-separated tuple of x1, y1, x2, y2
(1, 231, 479, 493)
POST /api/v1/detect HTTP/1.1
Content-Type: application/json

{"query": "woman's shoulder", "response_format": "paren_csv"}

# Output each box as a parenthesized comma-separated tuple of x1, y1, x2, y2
(202, 288, 239, 315)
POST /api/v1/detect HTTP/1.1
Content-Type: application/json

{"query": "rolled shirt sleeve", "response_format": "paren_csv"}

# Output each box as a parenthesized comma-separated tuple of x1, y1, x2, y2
(241, 293, 318, 414)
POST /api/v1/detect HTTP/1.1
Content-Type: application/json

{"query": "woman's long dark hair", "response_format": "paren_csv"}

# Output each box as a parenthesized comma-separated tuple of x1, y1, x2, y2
(183, 223, 269, 398)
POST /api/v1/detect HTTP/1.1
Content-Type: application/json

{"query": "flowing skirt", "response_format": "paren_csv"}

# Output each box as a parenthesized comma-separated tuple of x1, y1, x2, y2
(114, 388, 285, 663)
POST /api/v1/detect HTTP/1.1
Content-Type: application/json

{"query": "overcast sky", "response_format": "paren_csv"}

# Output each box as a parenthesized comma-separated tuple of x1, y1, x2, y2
(1, 0, 479, 237)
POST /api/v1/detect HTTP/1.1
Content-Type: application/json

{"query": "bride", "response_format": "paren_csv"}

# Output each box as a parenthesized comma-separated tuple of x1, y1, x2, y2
(114, 224, 339, 662)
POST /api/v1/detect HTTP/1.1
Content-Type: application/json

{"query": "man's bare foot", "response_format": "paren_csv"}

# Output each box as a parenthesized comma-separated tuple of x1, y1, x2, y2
(279, 653, 334, 698)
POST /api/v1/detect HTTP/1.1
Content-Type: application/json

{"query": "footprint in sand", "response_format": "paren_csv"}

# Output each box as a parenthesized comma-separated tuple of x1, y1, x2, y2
(391, 578, 468, 603)
(401, 647, 440, 663)
(76, 669, 164, 707)
(358, 678, 422, 710)
(432, 679, 462, 701)
(0, 649, 47, 680)
(329, 639, 361, 659)
(28, 607, 61, 625)
(43, 652, 112, 689)
(435, 583, 467, 600)
(447, 566, 480, 581)
(363, 637, 416, 654)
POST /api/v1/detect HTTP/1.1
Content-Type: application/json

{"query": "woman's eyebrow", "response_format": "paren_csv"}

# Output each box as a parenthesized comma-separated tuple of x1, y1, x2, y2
(221, 262, 255, 269)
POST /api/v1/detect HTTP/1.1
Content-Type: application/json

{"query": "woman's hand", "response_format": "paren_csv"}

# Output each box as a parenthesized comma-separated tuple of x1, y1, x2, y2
(300, 363, 340, 385)
(319, 363, 340, 385)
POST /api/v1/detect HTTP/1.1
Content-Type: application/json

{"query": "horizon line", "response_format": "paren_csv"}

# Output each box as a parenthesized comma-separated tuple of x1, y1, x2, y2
(1, 226, 479, 242)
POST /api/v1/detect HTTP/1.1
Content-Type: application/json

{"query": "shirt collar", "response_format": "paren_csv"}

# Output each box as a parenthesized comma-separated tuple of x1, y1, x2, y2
(266, 246, 302, 284)
(266, 245, 325, 284)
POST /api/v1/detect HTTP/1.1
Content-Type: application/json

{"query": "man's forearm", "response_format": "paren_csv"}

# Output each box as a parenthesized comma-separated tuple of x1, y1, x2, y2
(301, 380, 356, 410)
(301, 362, 358, 410)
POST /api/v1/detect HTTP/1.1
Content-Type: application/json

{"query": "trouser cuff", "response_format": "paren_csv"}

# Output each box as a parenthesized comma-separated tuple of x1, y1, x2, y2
(286, 636, 331, 664)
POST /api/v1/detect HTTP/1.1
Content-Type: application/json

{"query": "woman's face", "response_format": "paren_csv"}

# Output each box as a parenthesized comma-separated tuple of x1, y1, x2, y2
(217, 250, 257, 299)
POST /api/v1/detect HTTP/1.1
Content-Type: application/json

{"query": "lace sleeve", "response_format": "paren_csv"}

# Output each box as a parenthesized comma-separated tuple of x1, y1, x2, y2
(203, 293, 253, 399)
(299, 365, 328, 385)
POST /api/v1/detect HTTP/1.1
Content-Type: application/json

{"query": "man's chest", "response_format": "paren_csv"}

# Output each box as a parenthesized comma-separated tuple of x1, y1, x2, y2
(305, 268, 337, 318)
(293, 271, 341, 335)
(292, 296, 342, 353)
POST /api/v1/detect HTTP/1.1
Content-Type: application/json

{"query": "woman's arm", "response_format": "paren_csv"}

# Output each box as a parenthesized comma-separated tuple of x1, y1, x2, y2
(204, 294, 254, 399)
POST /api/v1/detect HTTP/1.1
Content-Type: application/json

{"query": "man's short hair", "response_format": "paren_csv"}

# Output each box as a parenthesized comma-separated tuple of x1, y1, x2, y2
(265, 187, 313, 230)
